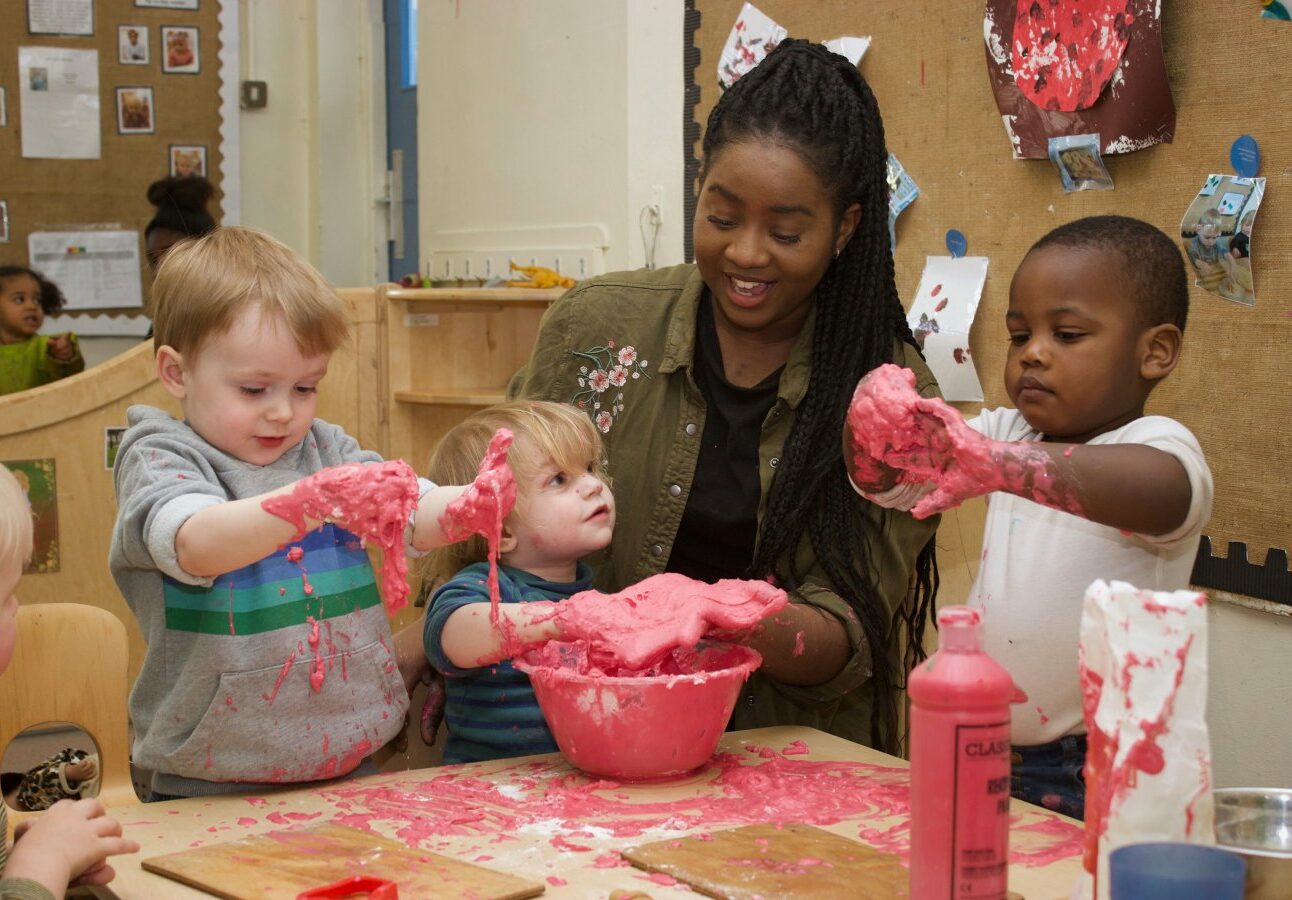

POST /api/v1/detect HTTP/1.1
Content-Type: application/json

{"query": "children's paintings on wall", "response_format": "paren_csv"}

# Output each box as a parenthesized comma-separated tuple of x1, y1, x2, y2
(1179, 174, 1264, 307)
(907, 256, 989, 402)
(983, 0, 1174, 159)
(718, 2, 786, 89)
(1049, 134, 1114, 192)
(3, 459, 59, 574)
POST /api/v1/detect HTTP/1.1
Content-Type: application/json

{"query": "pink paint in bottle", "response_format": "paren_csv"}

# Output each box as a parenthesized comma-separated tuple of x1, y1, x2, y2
(909, 605, 1014, 899)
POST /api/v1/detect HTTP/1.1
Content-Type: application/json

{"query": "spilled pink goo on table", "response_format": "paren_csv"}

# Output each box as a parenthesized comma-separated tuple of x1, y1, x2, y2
(262, 460, 420, 613)
(548, 572, 788, 671)
(1077, 579, 1212, 900)
(235, 738, 1082, 871)
(437, 429, 518, 646)
(847, 363, 1082, 519)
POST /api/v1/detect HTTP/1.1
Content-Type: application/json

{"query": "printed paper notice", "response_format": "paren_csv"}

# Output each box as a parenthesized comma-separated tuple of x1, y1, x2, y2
(28, 231, 143, 310)
(27, 0, 94, 36)
(18, 47, 100, 159)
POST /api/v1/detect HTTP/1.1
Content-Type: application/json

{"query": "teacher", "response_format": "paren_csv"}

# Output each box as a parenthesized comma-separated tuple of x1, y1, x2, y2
(509, 40, 938, 752)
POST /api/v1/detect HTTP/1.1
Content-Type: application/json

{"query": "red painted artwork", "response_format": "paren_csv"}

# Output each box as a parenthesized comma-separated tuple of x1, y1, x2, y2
(1012, 0, 1134, 112)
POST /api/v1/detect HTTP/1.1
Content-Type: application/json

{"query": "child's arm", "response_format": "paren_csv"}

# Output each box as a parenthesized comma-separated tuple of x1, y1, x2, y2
(174, 483, 319, 578)
(4, 799, 140, 893)
(411, 428, 517, 552)
(437, 601, 560, 669)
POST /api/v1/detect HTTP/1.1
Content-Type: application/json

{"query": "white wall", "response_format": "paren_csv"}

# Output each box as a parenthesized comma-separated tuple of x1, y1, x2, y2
(237, 0, 385, 286)
(417, 0, 683, 273)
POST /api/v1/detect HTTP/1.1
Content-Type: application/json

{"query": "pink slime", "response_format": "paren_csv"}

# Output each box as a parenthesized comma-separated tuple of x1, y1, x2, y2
(847, 364, 1082, 519)
(262, 460, 420, 613)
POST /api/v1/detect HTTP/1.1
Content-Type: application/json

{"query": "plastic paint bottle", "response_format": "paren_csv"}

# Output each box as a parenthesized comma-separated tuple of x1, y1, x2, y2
(909, 605, 1014, 899)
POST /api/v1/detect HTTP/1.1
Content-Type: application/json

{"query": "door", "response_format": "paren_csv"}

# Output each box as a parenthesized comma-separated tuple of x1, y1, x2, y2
(384, 0, 420, 282)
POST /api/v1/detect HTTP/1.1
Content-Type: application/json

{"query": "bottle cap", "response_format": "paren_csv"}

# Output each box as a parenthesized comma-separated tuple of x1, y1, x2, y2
(937, 605, 982, 653)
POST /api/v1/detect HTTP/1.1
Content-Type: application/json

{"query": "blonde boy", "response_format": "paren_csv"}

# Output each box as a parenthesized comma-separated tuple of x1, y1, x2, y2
(110, 227, 504, 800)
(1, 465, 139, 897)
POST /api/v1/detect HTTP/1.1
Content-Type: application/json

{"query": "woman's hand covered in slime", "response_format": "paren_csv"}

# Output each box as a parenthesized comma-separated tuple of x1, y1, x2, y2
(552, 573, 789, 671)
(848, 364, 1079, 518)
(437, 428, 518, 542)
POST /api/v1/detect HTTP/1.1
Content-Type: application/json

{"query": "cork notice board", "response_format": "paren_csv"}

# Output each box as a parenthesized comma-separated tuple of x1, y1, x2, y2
(689, 3, 1290, 606)
(0, 0, 223, 315)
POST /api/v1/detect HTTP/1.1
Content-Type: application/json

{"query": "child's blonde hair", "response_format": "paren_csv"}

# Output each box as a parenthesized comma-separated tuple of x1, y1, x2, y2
(423, 401, 606, 587)
(151, 226, 350, 360)
(0, 465, 34, 573)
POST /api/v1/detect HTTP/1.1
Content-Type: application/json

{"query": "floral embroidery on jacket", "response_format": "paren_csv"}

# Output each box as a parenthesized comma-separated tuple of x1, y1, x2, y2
(571, 340, 649, 433)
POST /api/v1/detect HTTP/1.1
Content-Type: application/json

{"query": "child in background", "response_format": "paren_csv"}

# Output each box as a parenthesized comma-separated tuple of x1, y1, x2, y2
(110, 226, 511, 801)
(1220, 209, 1255, 304)
(1184, 208, 1228, 293)
(144, 175, 217, 275)
(847, 216, 1213, 818)
(0, 266, 84, 396)
(0, 464, 139, 897)
(422, 401, 615, 763)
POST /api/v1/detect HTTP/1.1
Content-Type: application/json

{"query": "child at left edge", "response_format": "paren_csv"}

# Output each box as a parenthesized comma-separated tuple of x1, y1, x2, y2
(0, 266, 84, 396)
(846, 215, 1213, 819)
(109, 226, 512, 802)
(421, 400, 615, 764)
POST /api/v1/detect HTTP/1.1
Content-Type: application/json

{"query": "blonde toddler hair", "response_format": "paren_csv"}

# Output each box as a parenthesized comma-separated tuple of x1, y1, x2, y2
(423, 401, 606, 587)
(151, 225, 350, 360)
(0, 465, 34, 573)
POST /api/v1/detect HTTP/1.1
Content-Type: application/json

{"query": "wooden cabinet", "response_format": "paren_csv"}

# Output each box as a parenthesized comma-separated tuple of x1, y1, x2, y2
(382, 285, 564, 473)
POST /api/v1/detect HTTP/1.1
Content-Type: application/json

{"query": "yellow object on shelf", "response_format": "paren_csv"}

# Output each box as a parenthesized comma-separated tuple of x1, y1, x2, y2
(506, 261, 576, 289)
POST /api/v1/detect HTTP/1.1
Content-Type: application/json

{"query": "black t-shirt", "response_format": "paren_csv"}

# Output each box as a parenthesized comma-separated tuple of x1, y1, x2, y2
(1230, 231, 1250, 259)
(667, 296, 783, 583)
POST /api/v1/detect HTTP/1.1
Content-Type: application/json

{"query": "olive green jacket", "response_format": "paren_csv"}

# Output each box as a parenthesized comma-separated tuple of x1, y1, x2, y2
(509, 264, 939, 746)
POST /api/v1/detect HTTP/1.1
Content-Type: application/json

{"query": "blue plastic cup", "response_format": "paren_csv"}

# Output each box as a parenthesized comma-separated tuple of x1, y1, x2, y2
(1109, 842, 1246, 900)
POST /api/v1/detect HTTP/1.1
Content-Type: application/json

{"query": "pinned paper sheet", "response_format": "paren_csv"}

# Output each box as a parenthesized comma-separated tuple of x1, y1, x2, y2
(887, 155, 919, 248)
(1011, 0, 1132, 112)
(907, 256, 988, 402)
(18, 46, 100, 160)
(1077, 579, 1214, 900)
(28, 231, 144, 309)
(1179, 174, 1264, 307)
(718, 3, 786, 90)
(823, 35, 872, 66)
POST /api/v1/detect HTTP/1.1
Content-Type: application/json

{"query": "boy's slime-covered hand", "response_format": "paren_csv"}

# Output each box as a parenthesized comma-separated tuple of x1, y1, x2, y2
(438, 428, 517, 543)
(551, 573, 789, 671)
(848, 364, 1080, 518)
(261, 459, 421, 612)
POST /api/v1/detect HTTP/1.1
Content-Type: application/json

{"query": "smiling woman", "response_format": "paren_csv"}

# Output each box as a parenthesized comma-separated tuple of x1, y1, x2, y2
(509, 39, 941, 752)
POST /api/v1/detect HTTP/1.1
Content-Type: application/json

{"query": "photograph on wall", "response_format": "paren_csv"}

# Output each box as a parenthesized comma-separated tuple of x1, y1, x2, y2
(161, 25, 200, 74)
(1179, 175, 1264, 307)
(1048, 134, 1114, 193)
(18, 46, 100, 159)
(104, 427, 126, 470)
(118, 25, 150, 65)
(116, 86, 155, 134)
(3, 458, 60, 574)
(168, 144, 207, 178)
(718, 3, 786, 90)
(136, 0, 198, 8)
(0, 201, 9, 244)
(26, 0, 94, 36)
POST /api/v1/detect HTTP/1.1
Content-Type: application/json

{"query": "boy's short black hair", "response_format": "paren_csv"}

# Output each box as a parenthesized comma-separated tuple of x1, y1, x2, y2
(1029, 215, 1189, 332)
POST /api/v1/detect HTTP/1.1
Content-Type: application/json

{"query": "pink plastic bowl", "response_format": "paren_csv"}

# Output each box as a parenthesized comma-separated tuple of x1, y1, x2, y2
(514, 641, 761, 781)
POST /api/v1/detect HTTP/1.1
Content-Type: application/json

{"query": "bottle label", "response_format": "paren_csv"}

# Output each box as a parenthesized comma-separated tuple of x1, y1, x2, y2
(952, 720, 1011, 898)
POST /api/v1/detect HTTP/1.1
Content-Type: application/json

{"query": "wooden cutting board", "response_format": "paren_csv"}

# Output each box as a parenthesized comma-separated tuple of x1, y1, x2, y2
(141, 823, 544, 899)
(622, 823, 907, 899)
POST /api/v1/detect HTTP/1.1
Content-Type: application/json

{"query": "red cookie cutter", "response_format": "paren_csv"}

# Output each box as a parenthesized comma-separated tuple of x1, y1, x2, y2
(296, 875, 399, 900)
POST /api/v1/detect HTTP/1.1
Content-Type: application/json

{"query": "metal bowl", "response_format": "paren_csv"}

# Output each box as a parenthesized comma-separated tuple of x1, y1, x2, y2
(1214, 788, 1292, 900)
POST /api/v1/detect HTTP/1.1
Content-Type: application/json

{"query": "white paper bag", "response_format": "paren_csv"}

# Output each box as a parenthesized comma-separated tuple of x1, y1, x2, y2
(1076, 579, 1214, 900)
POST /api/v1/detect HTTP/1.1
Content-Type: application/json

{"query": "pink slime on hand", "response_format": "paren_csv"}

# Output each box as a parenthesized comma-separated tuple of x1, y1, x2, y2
(847, 364, 1082, 519)
(262, 459, 420, 613)
(437, 428, 518, 637)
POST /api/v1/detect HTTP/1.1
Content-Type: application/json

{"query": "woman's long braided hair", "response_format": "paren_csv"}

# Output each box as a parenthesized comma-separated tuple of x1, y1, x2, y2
(704, 39, 938, 751)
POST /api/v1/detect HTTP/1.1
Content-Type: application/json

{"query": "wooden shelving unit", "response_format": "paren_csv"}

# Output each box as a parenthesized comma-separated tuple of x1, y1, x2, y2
(382, 285, 565, 469)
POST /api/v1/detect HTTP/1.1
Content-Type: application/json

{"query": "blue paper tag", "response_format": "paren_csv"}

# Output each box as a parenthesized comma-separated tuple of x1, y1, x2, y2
(1230, 135, 1260, 178)
(945, 229, 967, 258)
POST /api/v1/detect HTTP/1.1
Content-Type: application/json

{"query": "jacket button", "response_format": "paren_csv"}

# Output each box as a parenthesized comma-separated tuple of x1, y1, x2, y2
(685, 422, 698, 436)
(770, 457, 780, 468)
(668, 484, 682, 497)
(650, 544, 664, 557)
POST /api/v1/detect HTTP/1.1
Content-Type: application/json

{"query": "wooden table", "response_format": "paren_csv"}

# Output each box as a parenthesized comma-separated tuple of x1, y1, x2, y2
(102, 726, 1084, 898)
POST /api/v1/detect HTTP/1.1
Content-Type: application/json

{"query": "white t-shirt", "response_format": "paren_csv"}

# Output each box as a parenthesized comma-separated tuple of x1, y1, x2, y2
(966, 409, 1213, 745)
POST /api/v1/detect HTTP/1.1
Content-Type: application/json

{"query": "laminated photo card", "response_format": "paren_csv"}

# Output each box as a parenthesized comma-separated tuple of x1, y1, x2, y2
(1049, 134, 1114, 193)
